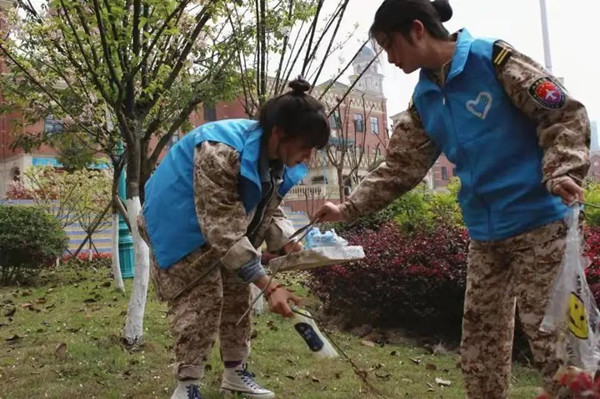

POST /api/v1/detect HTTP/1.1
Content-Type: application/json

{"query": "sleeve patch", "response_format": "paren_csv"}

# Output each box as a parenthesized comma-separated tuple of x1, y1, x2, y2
(528, 77, 566, 109)
(492, 41, 513, 67)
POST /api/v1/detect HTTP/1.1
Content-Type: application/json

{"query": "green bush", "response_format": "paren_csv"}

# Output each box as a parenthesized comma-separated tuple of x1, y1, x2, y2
(335, 179, 464, 235)
(0, 205, 68, 285)
(584, 179, 600, 227)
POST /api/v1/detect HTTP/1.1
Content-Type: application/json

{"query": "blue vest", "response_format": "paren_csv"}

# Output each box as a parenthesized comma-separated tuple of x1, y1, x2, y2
(143, 119, 308, 269)
(412, 29, 566, 241)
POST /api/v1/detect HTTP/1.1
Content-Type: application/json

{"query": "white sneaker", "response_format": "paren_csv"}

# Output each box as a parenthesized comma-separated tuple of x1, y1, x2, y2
(220, 364, 275, 398)
(171, 380, 203, 399)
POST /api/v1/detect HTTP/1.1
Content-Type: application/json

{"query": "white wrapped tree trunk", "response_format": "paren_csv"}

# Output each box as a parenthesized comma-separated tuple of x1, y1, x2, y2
(123, 197, 150, 345)
(251, 284, 264, 315)
(111, 212, 125, 293)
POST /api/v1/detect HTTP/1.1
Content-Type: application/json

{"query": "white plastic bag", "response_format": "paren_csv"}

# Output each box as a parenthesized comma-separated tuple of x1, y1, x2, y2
(540, 206, 600, 374)
(267, 246, 365, 272)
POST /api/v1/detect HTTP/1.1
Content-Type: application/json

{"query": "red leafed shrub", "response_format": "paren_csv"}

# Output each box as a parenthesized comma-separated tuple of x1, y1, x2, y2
(5, 181, 34, 200)
(309, 221, 469, 336)
(584, 227, 600, 305)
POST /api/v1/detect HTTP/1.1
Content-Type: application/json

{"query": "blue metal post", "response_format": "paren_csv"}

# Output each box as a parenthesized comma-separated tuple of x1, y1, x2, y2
(117, 143, 135, 278)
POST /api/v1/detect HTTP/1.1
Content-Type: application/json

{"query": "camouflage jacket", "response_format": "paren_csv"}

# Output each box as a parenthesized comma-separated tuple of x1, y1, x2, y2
(340, 40, 590, 221)
(141, 140, 296, 301)
(193, 141, 296, 271)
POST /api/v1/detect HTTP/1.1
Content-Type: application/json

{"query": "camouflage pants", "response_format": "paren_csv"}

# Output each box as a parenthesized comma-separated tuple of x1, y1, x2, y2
(137, 215, 252, 381)
(166, 262, 252, 381)
(461, 220, 569, 399)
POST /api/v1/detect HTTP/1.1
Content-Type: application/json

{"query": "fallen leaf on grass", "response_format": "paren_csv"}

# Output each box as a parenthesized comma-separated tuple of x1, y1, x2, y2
(54, 343, 67, 358)
(426, 363, 438, 371)
(4, 307, 16, 317)
(6, 334, 22, 341)
(410, 357, 422, 365)
(368, 363, 385, 371)
(360, 340, 375, 347)
(435, 377, 451, 386)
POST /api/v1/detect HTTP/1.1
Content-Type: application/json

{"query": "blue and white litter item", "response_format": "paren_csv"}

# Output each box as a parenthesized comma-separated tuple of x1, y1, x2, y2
(305, 227, 348, 248)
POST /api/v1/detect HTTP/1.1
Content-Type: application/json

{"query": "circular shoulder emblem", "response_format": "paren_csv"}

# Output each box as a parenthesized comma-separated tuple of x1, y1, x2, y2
(528, 77, 566, 109)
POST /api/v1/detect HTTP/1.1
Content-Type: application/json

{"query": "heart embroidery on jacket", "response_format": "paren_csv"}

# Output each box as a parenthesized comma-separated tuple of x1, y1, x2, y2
(465, 92, 493, 120)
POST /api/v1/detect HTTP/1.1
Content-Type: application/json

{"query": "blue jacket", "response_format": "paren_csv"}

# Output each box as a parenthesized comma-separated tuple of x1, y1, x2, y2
(143, 119, 308, 269)
(412, 29, 566, 241)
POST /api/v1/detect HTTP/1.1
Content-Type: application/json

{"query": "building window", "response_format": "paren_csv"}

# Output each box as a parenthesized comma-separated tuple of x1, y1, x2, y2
(203, 105, 217, 122)
(10, 166, 20, 182)
(311, 176, 328, 184)
(370, 116, 379, 134)
(441, 166, 448, 181)
(354, 114, 364, 132)
(44, 115, 64, 134)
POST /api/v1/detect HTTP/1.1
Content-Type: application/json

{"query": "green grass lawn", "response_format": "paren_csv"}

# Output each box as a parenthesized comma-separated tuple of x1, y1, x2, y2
(0, 264, 542, 398)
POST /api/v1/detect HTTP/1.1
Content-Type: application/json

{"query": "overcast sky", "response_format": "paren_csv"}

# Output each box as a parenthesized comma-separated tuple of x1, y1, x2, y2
(326, 0, 600, 127)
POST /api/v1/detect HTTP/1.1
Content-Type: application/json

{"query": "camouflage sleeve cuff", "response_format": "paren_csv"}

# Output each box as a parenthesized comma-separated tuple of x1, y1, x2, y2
(237, 257, 267, 284)
(220, 236, 261, 272)
(545, 174, 581, 194)
(265, 215, 296, 252)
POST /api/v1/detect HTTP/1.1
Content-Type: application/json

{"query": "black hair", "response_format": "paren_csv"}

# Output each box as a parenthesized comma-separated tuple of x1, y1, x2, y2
(370, 0, 452, 42)
(258, 77, 330, 150)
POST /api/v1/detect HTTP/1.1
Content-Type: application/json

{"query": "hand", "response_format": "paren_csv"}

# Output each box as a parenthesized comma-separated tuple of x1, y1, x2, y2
(314, 202, 345, 223)
(266, 284, 301, 318)
(282, 240, 303, 254)
(552, 178, 584, 205)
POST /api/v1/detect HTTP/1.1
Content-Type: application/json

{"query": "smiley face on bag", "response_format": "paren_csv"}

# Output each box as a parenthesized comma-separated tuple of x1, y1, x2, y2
(569, 293, 589, 340)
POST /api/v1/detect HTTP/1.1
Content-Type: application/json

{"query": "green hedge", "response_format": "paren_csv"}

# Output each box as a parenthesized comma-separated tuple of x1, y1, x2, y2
(0, 205, 68, 285)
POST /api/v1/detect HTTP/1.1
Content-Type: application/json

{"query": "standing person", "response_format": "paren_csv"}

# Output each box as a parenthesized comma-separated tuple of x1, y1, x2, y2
(315, 1, 590, 398)
(139, 78, 330, 399)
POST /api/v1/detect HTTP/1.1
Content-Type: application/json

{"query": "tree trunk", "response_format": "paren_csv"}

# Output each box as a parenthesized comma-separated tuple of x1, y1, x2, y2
(123, 196, 150, 345)
(111, 170, 125, 293)
(111, 212, 125, 293)
(251, 284, 264, 315)
(88, 239, 93, 261)
(337, 167, 345, 203)
(123, 144, 150, 345)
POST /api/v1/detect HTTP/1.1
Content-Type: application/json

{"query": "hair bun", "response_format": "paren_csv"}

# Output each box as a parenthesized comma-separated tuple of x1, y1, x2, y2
(432, 0, 452, 23)
(288, 77, 311, 95)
